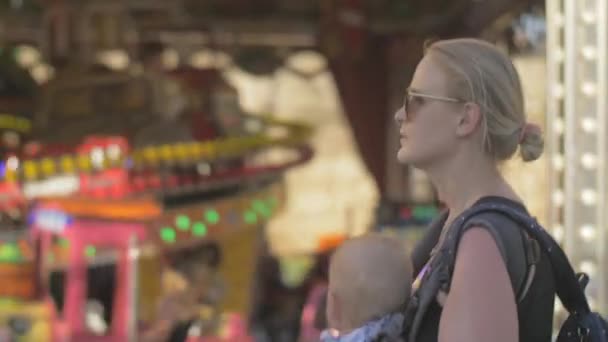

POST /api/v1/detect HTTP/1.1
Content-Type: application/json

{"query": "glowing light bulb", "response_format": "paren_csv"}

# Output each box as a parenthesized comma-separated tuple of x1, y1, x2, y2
(582, 46, 597, 60)
(31, 64, 55, 84)
(554, 49, 565, 62)
(581, 189, 597, 206)
(98, 50, 129, 70)
(580, 260, 596, 276)
(162, 49, 179, 70)
(91, 148, 104, 168)
(579, 225, 596, 242)
(16, 45, 41, 68)
(581, 117, 597, 133)
(581, 11, 596, 24)
(553, 118, 565, 134)
(197, 163, 211, 176)
(552, 190, 565, 206)
(582, 82, 597, 96)
(7, 156, 19, 170)
(190, 49, 231, 69)
(129, 247, 141, 259)
(581, 153, 597, 170)
(553, 154, 565, 171)
(190, 50, 214, 69)
(107, 144, 121, 160)
(552, 224, 564, 242)
(552, 84, 565, 99)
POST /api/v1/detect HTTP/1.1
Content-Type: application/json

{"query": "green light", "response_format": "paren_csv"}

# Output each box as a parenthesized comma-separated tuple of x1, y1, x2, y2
(205, 209, 220, 224)
(413, 206, 439, 220)
(252, 200, 271, 219)
(412, 206, 425, 219)
(192, 222, 208, 237)
(85, 246, 96, 257)
(160, 227, 176, 244)
(244, 210, 258, 225)
(0, 244, 21, 262)
(252, 200, 264, 211)
(176, 215, 191, 231)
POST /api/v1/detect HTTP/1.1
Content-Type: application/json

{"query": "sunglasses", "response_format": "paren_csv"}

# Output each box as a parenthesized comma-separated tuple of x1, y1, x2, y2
(402, 88, 464, 120)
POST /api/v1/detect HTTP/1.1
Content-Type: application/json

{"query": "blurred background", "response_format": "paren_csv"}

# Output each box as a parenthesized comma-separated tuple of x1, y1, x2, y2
(0, 0, 603, 341)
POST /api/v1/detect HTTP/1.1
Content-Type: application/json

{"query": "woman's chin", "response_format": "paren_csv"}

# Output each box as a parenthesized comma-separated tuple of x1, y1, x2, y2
(397, 148, 427, 169)
(397, 148, 412, 164)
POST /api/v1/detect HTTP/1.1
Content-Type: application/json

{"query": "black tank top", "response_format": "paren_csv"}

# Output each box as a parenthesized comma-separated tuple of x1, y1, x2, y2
(412, 196, 556, 342)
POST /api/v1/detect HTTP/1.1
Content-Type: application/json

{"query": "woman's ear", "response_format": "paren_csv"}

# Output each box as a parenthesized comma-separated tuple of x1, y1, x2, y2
(456, 102, 482, 138)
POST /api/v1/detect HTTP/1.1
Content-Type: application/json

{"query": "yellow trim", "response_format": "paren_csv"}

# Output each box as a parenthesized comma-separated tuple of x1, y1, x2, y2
(0, 301, 52, 342)
(0, 114, 31, 133)
(1, 117, 313, 182)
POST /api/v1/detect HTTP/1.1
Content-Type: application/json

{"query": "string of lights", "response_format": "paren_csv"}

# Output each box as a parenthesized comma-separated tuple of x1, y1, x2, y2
(547, 0, 607, 314)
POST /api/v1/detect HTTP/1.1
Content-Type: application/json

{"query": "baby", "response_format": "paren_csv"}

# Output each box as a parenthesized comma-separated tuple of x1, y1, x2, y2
(321, 234, 412, 342)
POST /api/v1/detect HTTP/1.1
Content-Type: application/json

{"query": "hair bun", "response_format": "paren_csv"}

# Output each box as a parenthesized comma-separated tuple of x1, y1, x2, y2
(519, 123, 544, 162)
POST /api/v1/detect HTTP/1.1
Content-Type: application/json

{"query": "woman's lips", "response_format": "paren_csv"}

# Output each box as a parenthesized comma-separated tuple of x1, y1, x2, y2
(399, 131, 407, 143)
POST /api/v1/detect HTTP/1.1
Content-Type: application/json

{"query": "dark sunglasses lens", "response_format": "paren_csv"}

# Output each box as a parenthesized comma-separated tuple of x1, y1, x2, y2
(404, 94, 415, 118)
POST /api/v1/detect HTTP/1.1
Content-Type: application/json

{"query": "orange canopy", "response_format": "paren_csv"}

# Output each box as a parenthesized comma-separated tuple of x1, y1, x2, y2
(37, 197, 162, 221)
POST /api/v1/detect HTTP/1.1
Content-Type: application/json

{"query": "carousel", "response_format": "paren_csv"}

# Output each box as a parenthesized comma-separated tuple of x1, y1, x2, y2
(0, 1, 315, 341)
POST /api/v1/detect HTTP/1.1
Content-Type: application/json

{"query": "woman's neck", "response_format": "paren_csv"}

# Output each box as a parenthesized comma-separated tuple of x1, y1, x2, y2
(425, 154, 516, 216)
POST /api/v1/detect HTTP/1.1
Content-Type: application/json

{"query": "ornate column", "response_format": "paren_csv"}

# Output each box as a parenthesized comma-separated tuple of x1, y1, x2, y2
(546, 0, 608, 314)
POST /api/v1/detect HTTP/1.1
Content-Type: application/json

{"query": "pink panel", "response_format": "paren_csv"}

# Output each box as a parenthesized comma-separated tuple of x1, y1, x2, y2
(63, 234, 86, 335)
(58, 220, 147, 340)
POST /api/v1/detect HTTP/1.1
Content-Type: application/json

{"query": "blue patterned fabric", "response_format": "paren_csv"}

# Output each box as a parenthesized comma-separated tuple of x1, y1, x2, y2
(320, 313, 404, 342)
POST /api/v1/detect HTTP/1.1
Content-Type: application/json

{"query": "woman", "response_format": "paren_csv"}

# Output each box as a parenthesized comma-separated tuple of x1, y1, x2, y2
(395, 38, 555, 342)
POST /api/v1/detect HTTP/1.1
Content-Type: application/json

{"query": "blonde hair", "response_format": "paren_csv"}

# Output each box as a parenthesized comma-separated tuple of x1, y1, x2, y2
(425, 38, 543, 162)
(329, 234, 411, 329)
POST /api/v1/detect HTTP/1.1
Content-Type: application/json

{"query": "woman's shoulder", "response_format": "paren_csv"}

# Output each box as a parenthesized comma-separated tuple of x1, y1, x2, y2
(456, 197, 539, 299)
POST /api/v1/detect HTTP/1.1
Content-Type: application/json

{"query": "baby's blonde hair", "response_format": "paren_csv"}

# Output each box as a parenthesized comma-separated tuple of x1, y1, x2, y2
(328, 234, 411, 329)
(425, 38, 543, 162)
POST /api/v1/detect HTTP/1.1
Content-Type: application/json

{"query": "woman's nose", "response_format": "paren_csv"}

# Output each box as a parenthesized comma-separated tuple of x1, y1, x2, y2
(394, 107, 406, 124)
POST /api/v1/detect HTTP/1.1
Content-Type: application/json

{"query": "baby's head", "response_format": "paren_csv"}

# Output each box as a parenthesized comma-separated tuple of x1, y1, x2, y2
(326, 234, 412, 333)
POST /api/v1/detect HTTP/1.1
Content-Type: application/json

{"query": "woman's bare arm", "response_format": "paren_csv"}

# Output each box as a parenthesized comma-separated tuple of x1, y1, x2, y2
(438, 227, 518, 342)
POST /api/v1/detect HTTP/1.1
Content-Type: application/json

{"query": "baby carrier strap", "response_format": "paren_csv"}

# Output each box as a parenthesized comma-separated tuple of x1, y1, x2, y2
(402, 200, 594, 341)
(411, 211, 448, 276)
(442, 202, 588, 312)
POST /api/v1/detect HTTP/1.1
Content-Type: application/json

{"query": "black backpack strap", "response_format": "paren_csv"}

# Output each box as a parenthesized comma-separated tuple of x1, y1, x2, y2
(411, 211, 448, 276)
(442, 202, 590, 315)
(405, 251, 450, 341)
(403, 201, 592, 342)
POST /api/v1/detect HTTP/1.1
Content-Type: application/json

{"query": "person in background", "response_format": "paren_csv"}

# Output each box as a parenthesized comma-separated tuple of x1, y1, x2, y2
(141, 244, 223, 342)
